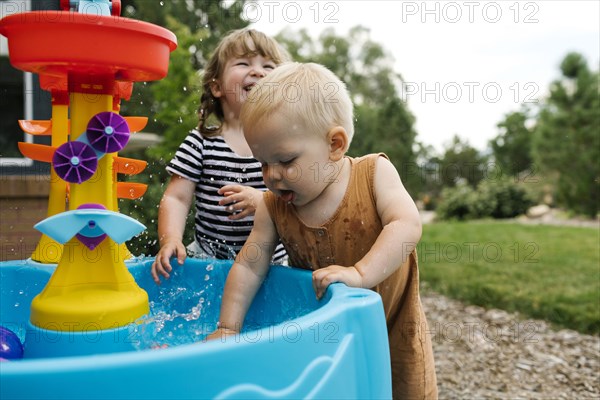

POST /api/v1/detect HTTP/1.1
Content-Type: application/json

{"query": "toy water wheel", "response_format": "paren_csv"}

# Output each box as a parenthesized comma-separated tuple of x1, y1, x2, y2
(86, 112, 130, 153)
(52, 141, 98, 184)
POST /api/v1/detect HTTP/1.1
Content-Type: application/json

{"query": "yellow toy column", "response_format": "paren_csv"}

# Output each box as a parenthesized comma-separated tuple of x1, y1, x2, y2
(30, 76, 149, 330)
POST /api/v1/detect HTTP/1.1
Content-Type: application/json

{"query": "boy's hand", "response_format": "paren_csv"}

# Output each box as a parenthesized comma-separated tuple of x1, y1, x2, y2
(151, 240, 186, 284)
(312, 265, 364, 300)
(218, 185, 263, 220)
(205, 327, 239, 342)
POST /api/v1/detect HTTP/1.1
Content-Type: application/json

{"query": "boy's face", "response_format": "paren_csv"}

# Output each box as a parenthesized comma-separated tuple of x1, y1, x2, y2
(245, 116, 337, 207)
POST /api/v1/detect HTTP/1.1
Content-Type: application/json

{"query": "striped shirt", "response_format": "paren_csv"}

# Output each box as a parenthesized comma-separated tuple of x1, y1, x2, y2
(166, 130, 286, 262)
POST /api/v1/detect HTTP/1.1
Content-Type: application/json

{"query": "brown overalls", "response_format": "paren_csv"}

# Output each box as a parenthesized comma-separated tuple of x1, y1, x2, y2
(264, 154, 438, 399)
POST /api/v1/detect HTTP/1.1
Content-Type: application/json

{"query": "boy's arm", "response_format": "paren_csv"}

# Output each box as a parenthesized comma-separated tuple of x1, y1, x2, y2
(313, 156, 421, 297)
(211, 197, 279, 334)
(151, 175, 195, 283)
(356, 156, 422, 287)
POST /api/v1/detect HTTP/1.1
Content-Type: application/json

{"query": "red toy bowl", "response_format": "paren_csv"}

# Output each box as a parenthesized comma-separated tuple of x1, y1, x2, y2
(0, 11, 177, 82)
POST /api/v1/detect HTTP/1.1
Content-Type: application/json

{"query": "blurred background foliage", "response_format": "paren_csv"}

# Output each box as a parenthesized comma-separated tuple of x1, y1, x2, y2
(118, 0, 599, 255)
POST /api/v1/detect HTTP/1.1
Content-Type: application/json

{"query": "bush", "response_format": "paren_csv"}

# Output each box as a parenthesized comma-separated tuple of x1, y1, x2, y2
(436, 178, 534, 220)
(474, 178, 535, 219)
(436, 184, 478, 220)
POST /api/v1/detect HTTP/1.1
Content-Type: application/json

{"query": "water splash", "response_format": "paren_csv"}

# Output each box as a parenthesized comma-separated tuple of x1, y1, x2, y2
(130, 283, 214, 350)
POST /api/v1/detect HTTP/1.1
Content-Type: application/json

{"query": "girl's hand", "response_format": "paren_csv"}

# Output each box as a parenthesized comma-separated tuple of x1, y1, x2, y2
(218, 185, 263, 220)
(151, 240, 186, 284)
(312, 265, 364, 300)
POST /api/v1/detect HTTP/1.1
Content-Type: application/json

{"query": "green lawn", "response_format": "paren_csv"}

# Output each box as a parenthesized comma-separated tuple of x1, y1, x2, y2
(417, 221, 600, 335)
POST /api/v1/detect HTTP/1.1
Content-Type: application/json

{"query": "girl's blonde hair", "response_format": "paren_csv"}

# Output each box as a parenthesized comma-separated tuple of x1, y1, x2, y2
(241, 62, 354, 144)
(198, 29, 289, 137)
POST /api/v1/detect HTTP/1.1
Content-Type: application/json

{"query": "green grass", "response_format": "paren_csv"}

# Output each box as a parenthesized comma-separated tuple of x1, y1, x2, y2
(417, 221, 600, 335)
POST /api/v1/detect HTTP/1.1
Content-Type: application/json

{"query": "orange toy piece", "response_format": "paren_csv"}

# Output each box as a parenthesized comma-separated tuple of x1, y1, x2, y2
(18, 116, 147, 136)
(117, 182, 147, 199)
(123, 117, 148, 133)
(17, 142, 54, 163)
(113, 156, 147, 175)
(18, 120, 53, 135)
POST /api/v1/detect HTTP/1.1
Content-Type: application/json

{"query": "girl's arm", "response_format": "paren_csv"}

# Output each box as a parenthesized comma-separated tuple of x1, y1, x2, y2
(151, 175, 196, 284)
(312, 156, 422, 298)
(208, 197, 279, 336)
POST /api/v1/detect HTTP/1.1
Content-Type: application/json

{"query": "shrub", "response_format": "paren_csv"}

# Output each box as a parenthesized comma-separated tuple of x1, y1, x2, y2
(436, 178, 534, 220)
(436, 184, 478, 220)
(475, 178, 535, 219)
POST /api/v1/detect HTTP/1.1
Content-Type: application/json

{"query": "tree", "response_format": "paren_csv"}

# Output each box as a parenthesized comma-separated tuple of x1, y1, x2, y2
(418, 135, 487, 213)
(276, 26, 402, 107)
(532, 52, 600, 217)
(435, 135, 487, 189)
(490, 106, 534, 177)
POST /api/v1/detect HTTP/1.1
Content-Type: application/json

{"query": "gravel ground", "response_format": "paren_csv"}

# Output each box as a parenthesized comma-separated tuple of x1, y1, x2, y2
(419, 210, 599, 399)
(422, 288, 600, 399)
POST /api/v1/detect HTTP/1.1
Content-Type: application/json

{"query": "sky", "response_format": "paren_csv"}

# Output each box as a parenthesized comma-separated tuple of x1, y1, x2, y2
(249, 0, 600, 153)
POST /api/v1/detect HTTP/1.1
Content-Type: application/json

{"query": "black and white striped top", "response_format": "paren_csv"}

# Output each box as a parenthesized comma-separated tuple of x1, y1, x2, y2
(166, 130, 286, 262)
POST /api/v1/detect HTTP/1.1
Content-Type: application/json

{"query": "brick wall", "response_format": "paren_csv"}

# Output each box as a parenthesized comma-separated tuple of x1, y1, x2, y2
(1, 175, 50, 261)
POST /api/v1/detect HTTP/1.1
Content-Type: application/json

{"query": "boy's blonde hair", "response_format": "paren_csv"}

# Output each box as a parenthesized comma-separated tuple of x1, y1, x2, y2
(241, 62, 354, 144)
(198, 29, 290, 136)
